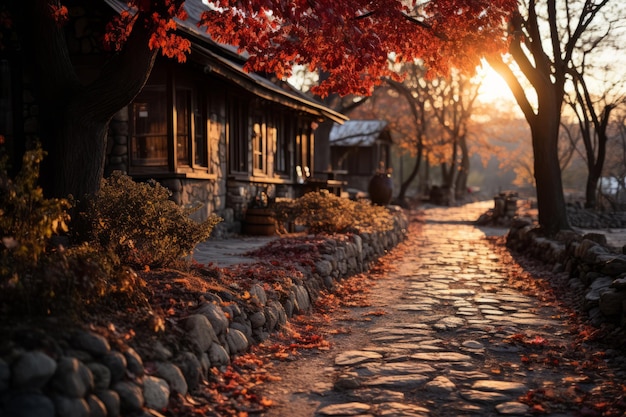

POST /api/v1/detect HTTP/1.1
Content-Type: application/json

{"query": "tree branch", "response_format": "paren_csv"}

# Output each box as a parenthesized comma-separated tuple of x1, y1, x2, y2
(485, 54, 536, 122)
(75, 12, 158, 122)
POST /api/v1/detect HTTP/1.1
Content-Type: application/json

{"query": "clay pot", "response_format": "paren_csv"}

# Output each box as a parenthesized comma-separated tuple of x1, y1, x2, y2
(368, 173, 393, 206)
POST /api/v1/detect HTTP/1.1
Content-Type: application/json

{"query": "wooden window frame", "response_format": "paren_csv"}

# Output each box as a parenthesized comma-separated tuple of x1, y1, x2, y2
(130, 68, 215, 178)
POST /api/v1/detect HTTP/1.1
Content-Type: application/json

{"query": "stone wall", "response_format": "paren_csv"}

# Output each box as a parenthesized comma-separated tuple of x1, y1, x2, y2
(0, 212, 408, 417)
(507, 218, 626, 328)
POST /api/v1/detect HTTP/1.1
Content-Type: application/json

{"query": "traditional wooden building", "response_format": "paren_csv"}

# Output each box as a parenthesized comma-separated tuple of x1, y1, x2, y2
(0, 0, 346, 233)
(105, 0, 347, 230)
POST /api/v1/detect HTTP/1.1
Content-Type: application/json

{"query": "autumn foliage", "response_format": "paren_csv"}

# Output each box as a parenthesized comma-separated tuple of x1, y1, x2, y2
(273, 190, 397, 234)
(90, 0, 517, 97)
(199, 0, 517, 96)
(103, 0, 191, 62)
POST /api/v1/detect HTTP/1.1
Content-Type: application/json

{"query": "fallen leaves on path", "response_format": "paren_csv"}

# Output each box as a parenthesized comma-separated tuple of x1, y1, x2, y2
(488, 235, 626, 416)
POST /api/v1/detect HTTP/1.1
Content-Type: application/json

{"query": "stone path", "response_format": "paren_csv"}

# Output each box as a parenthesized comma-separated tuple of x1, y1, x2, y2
(258, 202, 618, 417)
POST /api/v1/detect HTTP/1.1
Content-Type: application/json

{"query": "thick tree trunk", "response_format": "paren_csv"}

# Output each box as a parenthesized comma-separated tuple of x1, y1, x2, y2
(56, 108, 109, 200)
(20, 1, 157, 199)
(487, 30, 572, 235)
(585, 173, 600, 209)
(530, 117, 570, 235)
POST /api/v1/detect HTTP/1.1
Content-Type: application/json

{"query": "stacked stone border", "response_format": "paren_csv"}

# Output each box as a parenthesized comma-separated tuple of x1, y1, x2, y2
(0, 210, 409, 417)
(507, 218, 626, 329)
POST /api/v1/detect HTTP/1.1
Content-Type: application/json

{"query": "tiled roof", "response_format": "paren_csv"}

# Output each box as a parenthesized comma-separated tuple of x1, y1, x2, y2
(330, 120, 390, 146)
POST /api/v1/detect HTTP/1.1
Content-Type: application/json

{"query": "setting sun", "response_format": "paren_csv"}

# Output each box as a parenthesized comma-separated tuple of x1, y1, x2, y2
(475, 65, 516, 104)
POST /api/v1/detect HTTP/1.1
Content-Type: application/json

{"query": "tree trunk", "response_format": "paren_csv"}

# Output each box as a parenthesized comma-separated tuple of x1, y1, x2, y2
(455, 134, 469, 201)
(585, 172, 600, 209)
(55, 108, 110, 200)
(486, 29, 572, 235)
(439, 162, 455, 207)
(20, 1, 157, 199)
(396, 142, 423, 207)
(583, 108, 611, 209)
(530, 116, 570, 235)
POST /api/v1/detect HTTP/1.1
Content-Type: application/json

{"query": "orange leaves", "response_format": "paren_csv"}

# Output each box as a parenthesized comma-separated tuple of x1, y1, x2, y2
(184, 354, 277, 416)
(98, 0, 519, 96)
(264, 320, 332, 359)
(104, 11, 136, 52)
(363, 309, 387, 317)
(199, 0, 518, 97)
(49, 4, 68, 26)
(147, 13, 191, 62)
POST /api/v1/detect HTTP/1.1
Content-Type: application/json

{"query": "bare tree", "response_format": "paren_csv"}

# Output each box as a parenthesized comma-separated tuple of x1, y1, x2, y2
(565, 69, 625, 208)
(425, 71, 481, 202)
(486, 0, 621, 235)
(600, 108, 626, 208)
(385, 67, 429, 207)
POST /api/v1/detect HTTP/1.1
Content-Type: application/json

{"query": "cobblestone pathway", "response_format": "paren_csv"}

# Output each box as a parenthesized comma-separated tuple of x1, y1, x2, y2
(259, 202, 618, 417)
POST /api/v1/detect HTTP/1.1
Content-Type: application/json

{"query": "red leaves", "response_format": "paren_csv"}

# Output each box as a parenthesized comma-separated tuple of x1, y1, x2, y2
(102, 0, 190, 62)
(97, 0, 518, 96)
(166, 354, 276, 416)
(485, 237, 626, 416)
(198, 0, 519, 97)
(104, 11, 136, 52)
(49, 4, 68, 26)
(147, 13, 191, 62)
(506, 333, 549, 347)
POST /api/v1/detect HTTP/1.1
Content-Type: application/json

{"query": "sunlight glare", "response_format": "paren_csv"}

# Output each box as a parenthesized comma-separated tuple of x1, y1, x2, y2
(475, 65, 515, 104)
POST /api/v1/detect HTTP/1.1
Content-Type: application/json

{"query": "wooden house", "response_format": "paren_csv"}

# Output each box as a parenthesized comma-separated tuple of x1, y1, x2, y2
(105, 0, 347, 231)
(0, 0, 346, 234)
(329, 120, 393, 195)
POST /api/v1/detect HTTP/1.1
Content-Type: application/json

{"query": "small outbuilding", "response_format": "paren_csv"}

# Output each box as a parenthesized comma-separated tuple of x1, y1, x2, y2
(329, 120, 393, 195)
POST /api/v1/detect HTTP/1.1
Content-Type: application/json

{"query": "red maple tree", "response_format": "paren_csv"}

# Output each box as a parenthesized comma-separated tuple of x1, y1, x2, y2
(2, 0, 516, 199)
(103, 0, 517, 96)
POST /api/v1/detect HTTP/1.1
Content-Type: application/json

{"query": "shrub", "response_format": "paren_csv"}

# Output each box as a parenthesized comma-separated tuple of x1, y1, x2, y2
(86, 172, 222, 268)
(32, 244, 150, 316)
(0, 145, 75, 313)
(0, 145, 71, 269)
(273, 190, 396, 234)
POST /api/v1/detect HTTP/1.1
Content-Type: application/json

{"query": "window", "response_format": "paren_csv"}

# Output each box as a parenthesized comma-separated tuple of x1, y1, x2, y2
(295, 118, 313, 173)
(252, 112, 267, 174)
(131, 86, 168, 167)
(226, 96, 315, 180)
(273, 110, 293, 176)
(228, 98, 249, 174)
(175, 87, 191, 166)
(194, 94, 208, 167)
(130, 68, 214, 175)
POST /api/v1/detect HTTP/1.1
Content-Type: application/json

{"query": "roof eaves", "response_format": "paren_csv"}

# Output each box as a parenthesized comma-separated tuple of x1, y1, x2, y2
(192, 43, 347, 123)
(104, 0, 347, 124)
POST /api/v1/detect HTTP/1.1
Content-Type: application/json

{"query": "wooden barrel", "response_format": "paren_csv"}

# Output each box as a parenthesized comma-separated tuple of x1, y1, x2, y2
(243, 208, 276, 235)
